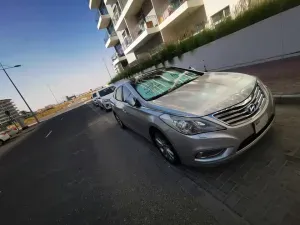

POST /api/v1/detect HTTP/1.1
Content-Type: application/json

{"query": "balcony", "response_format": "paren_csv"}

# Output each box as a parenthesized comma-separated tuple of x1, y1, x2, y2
(112, 0, 129, 31)
(158, 0, 204, 30)
(113, 0, 147, 31)
(96, 9, 111, 29)
(112, 52, 127, 66)
(104, 31, 119, 48)
(104, 0, 116, 5)
(123, 15, 159, 54)
(89, 0, 101, 9)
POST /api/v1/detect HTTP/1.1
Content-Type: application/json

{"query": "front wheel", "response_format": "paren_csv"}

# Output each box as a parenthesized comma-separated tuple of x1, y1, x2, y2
(153, 132, 179, 165)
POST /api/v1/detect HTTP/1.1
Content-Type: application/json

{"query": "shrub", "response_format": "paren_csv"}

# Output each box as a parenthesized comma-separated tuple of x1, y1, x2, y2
(110, 0, 300, 83)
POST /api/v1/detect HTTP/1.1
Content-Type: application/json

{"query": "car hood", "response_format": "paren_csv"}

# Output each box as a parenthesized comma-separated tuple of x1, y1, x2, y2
(150, 72, 257, 117)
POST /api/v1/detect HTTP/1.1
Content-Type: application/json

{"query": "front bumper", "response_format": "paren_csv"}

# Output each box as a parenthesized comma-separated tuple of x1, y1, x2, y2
(163, 90, 275, 166)
(1, 134, 10, 142)
(103, 102, 112, 110)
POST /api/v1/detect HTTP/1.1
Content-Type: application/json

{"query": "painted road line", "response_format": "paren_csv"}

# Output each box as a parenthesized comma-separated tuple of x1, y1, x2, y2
(45, 130, 52, 138)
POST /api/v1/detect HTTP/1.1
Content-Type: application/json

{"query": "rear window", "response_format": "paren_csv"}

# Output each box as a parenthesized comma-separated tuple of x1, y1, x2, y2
(99, 86, 115, 97)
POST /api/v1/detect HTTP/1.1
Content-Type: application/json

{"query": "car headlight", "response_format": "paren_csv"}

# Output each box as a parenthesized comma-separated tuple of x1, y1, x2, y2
(160, 114, 225, 135)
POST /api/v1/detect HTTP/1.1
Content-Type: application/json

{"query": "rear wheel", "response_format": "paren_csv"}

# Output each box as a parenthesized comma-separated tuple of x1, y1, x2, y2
(114, 113, 125, 129)
(153, 131, 179, 165)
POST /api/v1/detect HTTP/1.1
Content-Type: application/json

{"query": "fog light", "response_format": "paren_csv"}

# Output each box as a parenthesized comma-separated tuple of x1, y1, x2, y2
(195, 149, 226, 159)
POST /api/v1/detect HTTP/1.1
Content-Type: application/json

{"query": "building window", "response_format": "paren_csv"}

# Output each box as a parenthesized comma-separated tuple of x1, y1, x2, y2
(211, 6, 230, 24)
(98, 1, 108, 15)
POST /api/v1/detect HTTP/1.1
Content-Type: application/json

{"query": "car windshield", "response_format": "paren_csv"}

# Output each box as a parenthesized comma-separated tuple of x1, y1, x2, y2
(132, 69, 201, 101)
(99, 86, 115, 97)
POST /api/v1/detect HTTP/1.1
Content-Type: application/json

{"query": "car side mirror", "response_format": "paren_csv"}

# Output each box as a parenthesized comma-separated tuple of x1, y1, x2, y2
(128, 98, 141, 108)
(134, 99, 141, 108)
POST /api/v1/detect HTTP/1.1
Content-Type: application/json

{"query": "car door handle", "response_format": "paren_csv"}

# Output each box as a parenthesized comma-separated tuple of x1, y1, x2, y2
(122, 109, 127, 113)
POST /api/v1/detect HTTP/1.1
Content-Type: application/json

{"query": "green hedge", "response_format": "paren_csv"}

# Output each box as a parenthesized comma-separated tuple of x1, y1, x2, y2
(110, 0, 300, 83)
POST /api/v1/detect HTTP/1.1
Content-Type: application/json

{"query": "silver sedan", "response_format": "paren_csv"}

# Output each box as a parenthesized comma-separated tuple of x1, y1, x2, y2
(110, 67, 275, 166)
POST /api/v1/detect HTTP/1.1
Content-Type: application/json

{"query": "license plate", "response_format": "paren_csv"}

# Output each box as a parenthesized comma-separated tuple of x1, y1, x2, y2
(254, 113, 268, 133)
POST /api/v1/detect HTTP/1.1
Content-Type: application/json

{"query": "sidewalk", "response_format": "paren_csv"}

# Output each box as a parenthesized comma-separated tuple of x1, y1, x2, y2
(227, 55, 300, 95)
(181, 105, 300, 225)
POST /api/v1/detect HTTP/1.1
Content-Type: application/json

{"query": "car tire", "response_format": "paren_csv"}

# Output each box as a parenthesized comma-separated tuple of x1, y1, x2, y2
(153, 131, 180, 165)
(114, 112, 125, 129)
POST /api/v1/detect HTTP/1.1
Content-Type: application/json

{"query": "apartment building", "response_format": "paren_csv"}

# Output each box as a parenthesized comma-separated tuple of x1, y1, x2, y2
(0, 99, 20, 126)
(89, 0, 244, 73)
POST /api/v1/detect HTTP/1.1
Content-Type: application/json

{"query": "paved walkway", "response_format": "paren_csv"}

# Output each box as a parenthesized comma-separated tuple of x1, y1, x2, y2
(179, 105, 300, 225)
(227, 56, 300, 95)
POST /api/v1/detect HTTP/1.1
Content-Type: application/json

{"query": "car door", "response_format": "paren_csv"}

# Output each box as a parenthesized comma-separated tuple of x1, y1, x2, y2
(121, 86, 148, 136)
(113, 86, 128, 124)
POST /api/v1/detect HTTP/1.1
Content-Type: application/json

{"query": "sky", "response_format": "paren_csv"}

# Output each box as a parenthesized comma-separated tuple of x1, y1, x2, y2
(0, 0, 115, 111)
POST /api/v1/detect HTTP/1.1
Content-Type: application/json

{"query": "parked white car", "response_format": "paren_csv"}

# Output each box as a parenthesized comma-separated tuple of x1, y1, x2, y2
(0, 131, 10, 146)
(6, 128, 19, 137)
(92, 91, 101, 107)
(97, 86, 116, 112)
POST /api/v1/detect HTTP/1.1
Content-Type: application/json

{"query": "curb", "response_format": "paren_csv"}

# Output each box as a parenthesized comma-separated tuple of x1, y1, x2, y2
(273, 94, 300, 104)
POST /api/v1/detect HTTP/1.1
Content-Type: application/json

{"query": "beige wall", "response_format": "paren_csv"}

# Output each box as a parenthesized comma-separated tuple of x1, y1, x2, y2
(151, 0, 169, 17)
(135, 33, 163, 54)
(202, 0, 240, 21)
(161, 6, 207, 43)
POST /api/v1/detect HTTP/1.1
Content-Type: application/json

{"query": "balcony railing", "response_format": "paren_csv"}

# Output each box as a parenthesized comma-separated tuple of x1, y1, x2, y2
(157, 0, 189, 24)
(118, 0, 128, 11)
(112, 10, 121, 25)
(121, 36, 133, 50)
(111, 52, 125, 61)
(104, 31, 117, 43)
(95, 7, 109, 23)
(131, 15, 159, 40)
(111, 0, 128, 25)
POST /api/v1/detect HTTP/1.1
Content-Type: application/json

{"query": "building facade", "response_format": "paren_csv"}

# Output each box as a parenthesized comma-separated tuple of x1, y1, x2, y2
(89, 0, 248, 73)
(0, 99, 20, 126)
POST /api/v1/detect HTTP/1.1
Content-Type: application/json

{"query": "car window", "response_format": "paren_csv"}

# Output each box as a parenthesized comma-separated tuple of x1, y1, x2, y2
(122, 86, 131, 102)
(99, 86, 115, 97)
(92, 93, 97, 98)
(122, 86, 135, 106)
(115, 87, 123, 101)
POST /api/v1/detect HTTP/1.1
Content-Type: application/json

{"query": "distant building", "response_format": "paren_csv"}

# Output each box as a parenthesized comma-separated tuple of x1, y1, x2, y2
(66, 95, 76, 101)
(0, 99, 20, 126)
(20, 110, 32, 119)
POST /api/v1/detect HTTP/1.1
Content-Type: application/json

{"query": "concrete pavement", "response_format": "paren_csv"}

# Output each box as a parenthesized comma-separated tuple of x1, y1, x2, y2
(0, 102, 299, 225)
(0, 103, 244, 225)
(228, 55, 300, 95)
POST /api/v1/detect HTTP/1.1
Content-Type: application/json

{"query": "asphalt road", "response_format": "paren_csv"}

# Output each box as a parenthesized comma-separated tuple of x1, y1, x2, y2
(0, 103, 244, 225)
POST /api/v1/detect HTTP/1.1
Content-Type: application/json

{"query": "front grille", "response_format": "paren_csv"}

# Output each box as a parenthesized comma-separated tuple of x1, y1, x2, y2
(237, 114, 274, 151)
(213, 84, 266, 126)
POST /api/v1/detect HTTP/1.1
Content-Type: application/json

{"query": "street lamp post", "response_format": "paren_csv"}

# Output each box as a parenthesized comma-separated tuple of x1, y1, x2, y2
(102, 58, 112, 79)
(0, 63, 39, 124)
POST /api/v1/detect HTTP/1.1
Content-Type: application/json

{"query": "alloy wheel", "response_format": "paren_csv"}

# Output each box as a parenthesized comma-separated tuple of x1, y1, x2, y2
(154, 133, 177, 164)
